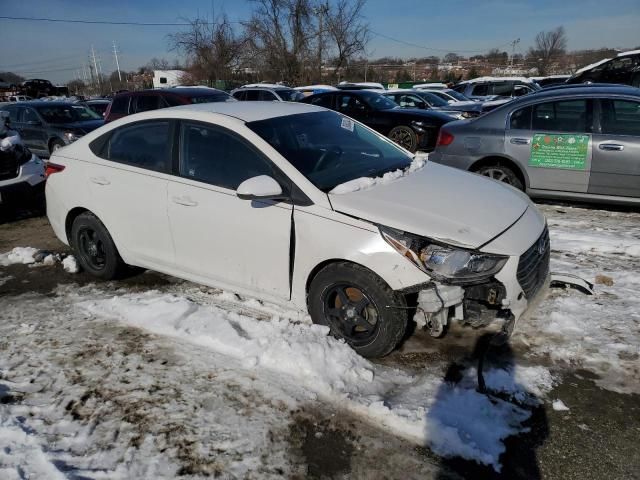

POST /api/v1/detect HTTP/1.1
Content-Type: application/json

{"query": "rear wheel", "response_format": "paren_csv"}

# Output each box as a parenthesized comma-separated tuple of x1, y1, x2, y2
(388, 125, 418, 152)
(308, 262, 408, 358)
(71, 212, 127, 279)
(475, 164, 524, 191)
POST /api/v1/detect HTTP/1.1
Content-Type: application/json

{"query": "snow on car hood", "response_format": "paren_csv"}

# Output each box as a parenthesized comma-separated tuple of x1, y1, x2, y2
(329, 162, 530, 250)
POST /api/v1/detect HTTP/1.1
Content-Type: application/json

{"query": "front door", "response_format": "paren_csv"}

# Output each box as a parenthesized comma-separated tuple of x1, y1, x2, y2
(589, 98, 640, 197)
(506, 99, 593, 193)
(167, 120, 292, 299)
(19, 107, 48, 155)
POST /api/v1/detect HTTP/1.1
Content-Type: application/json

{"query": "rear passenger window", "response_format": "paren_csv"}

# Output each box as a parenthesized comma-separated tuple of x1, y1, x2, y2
(232, 91, 246, 101)
(510, 106, 532, 129)
(180, 122, 276, 190)
(600, 100, 640, 136)
(135, 95, 162, 113)
(532, 100, 589, 133)
(245, 90, 261, 101)
(258, 91, 277, 101)
(490, 83, 513, 96)
(110, 96, 129, 115)
(106, 121, 171, 172)
(309, 95, 333, 108)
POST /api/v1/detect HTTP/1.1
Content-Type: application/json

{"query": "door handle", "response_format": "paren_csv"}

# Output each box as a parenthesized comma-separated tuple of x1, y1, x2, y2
(598, 143, 624, 151)
(510, 138, 530, 145)
(90, 176, 110, 185)
(171, 196, 198, 207)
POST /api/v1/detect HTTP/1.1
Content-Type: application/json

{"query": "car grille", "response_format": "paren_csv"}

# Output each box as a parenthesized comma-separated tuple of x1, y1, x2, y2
(0, 150, 21, 181)
(517, 226, 550, 299)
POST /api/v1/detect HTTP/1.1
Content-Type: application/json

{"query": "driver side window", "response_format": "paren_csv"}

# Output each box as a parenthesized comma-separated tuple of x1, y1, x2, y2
(22, 108, 39, 123)
(338, 95, 367, 114)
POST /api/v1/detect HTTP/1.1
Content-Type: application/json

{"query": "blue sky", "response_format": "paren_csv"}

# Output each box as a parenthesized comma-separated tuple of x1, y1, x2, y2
(1, 0, 639, 83)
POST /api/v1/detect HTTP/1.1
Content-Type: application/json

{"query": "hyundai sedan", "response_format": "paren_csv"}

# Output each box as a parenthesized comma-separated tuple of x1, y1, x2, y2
(46, 102, 549, 357)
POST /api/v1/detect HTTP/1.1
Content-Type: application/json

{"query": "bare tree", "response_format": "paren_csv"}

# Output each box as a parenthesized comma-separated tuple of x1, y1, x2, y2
(323, 0, 369, 81)
(443, 52, 460, 64)
(527, 26, 567, 75)
(169, 14, 244, 84)
(243, 0, 316, 84)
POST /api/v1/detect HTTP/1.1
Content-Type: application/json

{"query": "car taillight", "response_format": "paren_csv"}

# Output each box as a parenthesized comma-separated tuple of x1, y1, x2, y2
(436, 130, 455, 146)
(45, 162, 65, 178)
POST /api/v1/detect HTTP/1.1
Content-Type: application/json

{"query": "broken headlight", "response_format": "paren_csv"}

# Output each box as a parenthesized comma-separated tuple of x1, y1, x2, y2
(380, 225, 508, 283)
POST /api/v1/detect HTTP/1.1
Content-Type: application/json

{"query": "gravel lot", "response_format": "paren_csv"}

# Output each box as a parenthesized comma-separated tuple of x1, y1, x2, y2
(1, 202, 639, 479)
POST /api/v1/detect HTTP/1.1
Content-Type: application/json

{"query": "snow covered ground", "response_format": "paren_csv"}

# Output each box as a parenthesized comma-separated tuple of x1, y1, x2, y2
(1, 202, 639, 478)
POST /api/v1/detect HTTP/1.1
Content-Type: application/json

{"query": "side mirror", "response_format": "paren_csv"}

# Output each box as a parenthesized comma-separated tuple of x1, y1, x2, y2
(237, 175, 284, 201)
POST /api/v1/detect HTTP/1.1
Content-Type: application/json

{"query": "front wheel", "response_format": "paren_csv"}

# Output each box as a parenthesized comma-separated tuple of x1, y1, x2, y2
(308, 262, 408, 358)
(388, 125, 418, 152)
(474, 164, 524, 191)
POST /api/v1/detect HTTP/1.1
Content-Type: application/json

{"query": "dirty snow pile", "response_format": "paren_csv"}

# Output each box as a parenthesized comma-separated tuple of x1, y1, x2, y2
(0, 247, 79, 273)
(80, 290, 554, 471)
(329, 155, 427, 194)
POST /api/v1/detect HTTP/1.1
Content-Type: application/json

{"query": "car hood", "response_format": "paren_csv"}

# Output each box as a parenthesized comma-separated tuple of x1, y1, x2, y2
(55, 119, 105, 134)
(329, 162, 531, 251)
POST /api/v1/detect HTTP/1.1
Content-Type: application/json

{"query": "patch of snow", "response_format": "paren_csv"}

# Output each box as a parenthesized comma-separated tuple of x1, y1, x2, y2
(329, 156, 427, 195)
(79, 291, 554, 471)
(574, 58, 610, 74)
(62, 255, 79, 273)
(550, 228, 640, 257)
(552, 399, 570, 411)
(0, 247, 39, 266)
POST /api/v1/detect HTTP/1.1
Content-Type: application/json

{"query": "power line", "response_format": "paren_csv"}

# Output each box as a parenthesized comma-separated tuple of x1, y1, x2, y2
(0, 15, 237, 26)
(369, 30, 513, 54)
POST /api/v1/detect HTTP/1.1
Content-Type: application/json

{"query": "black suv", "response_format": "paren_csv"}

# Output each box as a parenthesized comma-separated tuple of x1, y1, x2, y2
(567, 51, 640, 87)
(300, 90, 455, 152)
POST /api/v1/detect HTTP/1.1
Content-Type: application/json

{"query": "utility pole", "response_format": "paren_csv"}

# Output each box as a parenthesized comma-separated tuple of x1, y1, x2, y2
(510, 38, 521, 67)
(91, 45, 101, 90)
(314, 2, 329, 83)
(113, 41, 122, 82)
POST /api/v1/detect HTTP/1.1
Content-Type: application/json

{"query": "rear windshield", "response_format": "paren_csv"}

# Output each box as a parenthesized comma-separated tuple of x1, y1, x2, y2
(37, 105, 101, 123)
(247, 110, 412, 192)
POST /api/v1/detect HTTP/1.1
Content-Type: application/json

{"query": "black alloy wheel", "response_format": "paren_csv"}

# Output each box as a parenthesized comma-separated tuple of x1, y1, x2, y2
(323, 284, 379, 345)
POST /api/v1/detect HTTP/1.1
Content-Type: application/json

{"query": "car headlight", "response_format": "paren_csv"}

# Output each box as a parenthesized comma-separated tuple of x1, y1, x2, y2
(461, 111, 473, 118)
(63, 131, 80, 143)
(380, 225, 508, 283)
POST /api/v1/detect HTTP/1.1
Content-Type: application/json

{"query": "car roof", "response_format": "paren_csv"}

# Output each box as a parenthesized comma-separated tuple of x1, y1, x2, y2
(114, 87, 226, 98)
(156, 100, 325, 122)
(527, 85, 640, 98)
(618, 49, 640, 57)
(457, 76, 536, 85)
(5, 100, 77, 107)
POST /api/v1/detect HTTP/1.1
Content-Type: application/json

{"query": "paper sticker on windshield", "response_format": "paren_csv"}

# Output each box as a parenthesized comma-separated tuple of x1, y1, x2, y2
(341, 117, 354, 132)
(529, 133, 589, 170)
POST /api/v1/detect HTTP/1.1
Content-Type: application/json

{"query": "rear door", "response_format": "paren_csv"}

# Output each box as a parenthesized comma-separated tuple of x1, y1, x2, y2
(87, 120, 175, 267)
(505, 99, 593, 193)
(589, 98, 640, 197)
(167, 120, 292, 299)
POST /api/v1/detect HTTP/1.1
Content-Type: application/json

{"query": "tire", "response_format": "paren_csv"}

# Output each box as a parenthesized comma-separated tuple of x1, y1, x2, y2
(70, 212, 127, 279)
(307, 262, 408, 358)
(388, 125, 418, 152)
(475, 164, 524, 191)
(49, 138, 65, 154)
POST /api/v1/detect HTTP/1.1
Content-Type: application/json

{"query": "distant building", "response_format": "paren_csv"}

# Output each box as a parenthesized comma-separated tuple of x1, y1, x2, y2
(153, 70, 186, 89)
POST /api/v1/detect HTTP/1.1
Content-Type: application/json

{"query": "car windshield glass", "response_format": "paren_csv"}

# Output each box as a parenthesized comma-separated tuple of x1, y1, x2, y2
(247, 111, 412, 192)
(361, 92, 398, 110)
(36, 105, 101, 123)
(275, 89, 304, 101)
(416, 92, 449, 107)
(445, 89, 469, 101)
(189, 94, 233, 103)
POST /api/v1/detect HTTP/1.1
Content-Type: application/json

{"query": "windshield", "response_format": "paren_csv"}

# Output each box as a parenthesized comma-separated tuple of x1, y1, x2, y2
(444, 89, 469, 101)
(190, 93, 234, 103)
(276, 89, 305, 102)
(415, 91, 449, 107)
(247, 111, 412, 192)
(37, 105, 101, 123)
(361, 92, 398, 111)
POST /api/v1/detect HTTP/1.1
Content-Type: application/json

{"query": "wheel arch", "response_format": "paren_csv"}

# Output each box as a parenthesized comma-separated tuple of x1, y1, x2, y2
(48, 136, 64, 153)
(65, 207, 90, 245)
(305, 258, 392, 300)
(469, 155, 529, 190)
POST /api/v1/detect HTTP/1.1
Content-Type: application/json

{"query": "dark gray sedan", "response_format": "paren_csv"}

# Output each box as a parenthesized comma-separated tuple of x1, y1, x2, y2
(429, 85, 640, 205)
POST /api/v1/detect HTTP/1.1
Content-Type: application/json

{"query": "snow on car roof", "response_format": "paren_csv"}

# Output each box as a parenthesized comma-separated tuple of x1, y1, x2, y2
(618, 49, 640, 57)
(458, 76, 537, 84)
(294, 84, 337, 91)
(574, 58, 611, 74)
(161, 100, 325, 122)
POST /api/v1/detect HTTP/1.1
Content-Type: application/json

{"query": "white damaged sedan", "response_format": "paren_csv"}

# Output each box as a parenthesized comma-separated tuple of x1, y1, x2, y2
(46, 102, 549, 357)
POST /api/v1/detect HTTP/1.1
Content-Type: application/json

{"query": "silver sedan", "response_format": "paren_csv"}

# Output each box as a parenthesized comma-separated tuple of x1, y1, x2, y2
(429, 85, 640, 205)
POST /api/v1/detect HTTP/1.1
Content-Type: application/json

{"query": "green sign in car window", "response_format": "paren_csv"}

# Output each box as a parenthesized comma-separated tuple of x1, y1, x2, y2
(529, 133, 589, 170)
